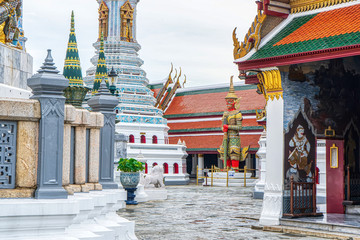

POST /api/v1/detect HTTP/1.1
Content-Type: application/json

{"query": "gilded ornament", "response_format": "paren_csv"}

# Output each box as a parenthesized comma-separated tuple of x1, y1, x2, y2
(257, 69, 283, 102)
(233, 10, 267, 60)
(120, 0, 134, 42)
(98, 0, 109, 39)
(290, 0, 355, 13)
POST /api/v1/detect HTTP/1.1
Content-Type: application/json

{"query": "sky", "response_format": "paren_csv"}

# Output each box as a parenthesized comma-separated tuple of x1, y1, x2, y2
(23, 0, 257, 87)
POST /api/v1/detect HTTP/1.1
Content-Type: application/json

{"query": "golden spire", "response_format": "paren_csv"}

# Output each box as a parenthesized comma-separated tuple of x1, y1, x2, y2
(225, 76, 238, 99)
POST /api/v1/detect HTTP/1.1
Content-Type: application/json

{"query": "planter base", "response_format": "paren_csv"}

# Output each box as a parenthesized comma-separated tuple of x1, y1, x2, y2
(125, 188, 138, 205)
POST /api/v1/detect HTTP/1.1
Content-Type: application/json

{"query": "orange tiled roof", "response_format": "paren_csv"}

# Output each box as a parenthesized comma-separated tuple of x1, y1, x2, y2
(168, 118, 259, 131)
(169, 134, 261, 150)
(275, 4, 360, 46)
(165, 88, 265, 116)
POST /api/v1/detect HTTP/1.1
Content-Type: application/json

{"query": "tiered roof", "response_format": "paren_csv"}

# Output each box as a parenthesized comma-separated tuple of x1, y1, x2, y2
(63, 11, 83, 86)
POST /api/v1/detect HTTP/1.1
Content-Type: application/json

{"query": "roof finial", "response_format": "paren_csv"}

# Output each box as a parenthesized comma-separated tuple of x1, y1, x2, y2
(71, 11, 75, 31)
(38, 49, 59, 74)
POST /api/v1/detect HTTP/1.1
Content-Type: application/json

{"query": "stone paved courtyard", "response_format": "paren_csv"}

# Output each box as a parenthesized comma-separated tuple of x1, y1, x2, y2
(117, 184, 328, 240)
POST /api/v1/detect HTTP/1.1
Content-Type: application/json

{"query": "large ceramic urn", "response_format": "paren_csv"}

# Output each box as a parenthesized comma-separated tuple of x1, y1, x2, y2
(120, 172, 140, 189)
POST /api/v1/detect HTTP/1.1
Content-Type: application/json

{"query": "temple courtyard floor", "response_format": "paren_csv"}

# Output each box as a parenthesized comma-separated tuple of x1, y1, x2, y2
(117, 184, 329, 240)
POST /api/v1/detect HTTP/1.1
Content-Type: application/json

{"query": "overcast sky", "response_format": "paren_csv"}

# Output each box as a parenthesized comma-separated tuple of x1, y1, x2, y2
(23, 0, 257, 87)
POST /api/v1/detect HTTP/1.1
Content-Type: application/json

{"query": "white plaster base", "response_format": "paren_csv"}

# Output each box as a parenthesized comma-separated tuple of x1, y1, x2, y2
(205, 172, 257, 187)
(259, 184, 283, 226)
(0, 190, 137, 240)
(144, 188, 168, 201)
(135, 184, 149, 203)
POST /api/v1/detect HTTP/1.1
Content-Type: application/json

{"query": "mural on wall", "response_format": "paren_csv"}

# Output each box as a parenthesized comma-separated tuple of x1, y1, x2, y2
(284, 109, 316, 189)
(282, 56, 360, 137)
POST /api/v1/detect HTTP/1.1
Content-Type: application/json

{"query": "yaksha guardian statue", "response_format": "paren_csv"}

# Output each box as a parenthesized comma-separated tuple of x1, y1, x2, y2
(218, 76, 246, 169)
(0, 0, 22, 46)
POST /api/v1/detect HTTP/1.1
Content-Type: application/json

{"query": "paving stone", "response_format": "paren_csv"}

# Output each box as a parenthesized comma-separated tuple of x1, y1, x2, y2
(117, 184, 328, 240)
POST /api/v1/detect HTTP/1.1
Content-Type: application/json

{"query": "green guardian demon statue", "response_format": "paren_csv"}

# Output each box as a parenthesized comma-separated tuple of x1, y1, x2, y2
(218, 76, 248, 169)
(0, 0, 21, 47)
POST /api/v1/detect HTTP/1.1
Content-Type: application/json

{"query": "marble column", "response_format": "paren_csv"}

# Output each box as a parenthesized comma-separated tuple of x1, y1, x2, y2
(28, 49, 69, 199)
(88, 79, 119, 189)
(259, 96, 284, 226)
(191, 154, 197, 176)
(198, 154, 204, 176)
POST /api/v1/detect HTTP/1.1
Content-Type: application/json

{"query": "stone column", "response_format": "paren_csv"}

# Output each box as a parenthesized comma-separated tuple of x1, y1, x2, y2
(254, 130, 267, 199)
(259, 95, 284, 226)
(198, 154, 204, 176)
(88, 79, 119, 189)
(28, 50, 69, 199)
(191, 154, 197, 176)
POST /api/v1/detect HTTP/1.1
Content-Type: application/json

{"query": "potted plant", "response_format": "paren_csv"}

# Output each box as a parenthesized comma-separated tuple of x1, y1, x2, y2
(117, 158, 145, 189)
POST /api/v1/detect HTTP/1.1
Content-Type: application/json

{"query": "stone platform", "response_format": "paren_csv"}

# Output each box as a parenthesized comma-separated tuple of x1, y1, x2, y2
(203, 172, 257, 187)
(0, 190, 137, 240)
(280, 214, 360, 236)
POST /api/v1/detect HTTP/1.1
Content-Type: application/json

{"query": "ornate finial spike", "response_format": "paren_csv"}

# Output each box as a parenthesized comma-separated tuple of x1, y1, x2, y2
(225, 76, 238, 99)
(38, 49, 59, 74)
(71, 11, 75, 31)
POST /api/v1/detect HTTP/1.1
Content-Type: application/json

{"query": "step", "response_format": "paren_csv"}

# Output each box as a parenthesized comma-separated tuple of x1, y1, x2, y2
(280, 214, 360, 236)
(259, 225, 360, 240)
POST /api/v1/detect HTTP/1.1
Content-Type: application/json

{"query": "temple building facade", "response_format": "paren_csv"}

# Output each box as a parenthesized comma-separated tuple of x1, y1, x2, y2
(150, 81, 266, 177)
(234, 0, 360, 226)
(84, 0, 189, 185)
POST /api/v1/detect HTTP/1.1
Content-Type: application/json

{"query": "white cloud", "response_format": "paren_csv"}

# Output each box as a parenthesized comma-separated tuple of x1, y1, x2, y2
(23, 0, 257, 87)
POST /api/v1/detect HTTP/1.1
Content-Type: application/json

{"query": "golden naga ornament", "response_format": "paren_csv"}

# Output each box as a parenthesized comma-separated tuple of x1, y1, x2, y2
(233, 10, 266, 60)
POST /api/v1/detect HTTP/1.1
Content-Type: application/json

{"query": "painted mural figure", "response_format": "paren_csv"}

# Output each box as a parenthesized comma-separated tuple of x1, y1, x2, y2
(288, 125, 313, 182)
(0, 0, 21, 46)
(218, 77, 244, 169)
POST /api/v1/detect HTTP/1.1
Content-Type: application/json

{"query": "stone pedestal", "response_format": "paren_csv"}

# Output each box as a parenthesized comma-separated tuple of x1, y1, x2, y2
(0, 43, 33, 91)
(259, 97, 284, 226)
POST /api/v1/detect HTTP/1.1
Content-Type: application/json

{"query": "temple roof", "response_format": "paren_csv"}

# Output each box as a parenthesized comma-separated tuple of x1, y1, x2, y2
(164, 84, 265, 118)
(169, 135, 262, 153)
(235, 2, 360, 69)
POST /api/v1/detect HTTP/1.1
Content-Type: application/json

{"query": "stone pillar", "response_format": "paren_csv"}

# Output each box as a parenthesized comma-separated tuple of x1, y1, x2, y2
(88, 79, 118, 189)
(62, 105, 76, 194)
(191, 154, 197, 176)
(259, 97, 284, 226)
(198, 154, 204, 176)
(254, 130, 267, 199)
(28, 50, 69, 199)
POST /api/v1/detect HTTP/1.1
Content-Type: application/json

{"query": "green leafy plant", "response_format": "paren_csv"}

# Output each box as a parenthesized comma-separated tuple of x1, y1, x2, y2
(117, 158, 145, 172)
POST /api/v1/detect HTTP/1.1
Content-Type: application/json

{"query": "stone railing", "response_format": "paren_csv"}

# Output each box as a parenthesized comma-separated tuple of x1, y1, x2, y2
(0, 98, 40, 198)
